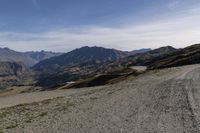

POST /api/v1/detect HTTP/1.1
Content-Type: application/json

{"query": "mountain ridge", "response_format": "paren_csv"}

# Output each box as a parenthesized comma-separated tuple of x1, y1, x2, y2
(0, 47, 61, 67)
(32, 46, 176, 88)
(148, 44, 200, 69)
(33, 46, 128, 72)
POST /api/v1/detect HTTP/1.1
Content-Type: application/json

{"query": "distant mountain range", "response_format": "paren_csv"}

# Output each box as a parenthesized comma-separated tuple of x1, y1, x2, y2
(128, 48, 152, 55)
(32, 46, 177, 87)
(32, 46, 129, 87)
(2, 44, 200, 90)
(0, 46, 153, 88)
(23, 51, 62, 65)
(0, 47, 151, 68)
(33, 46, 153, 72)
(118, 46, 177, 67)
(0, 47, 62, 67)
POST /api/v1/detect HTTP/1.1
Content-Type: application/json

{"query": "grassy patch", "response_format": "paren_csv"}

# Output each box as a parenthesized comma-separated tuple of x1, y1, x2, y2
(23, 111, 48, 123)
(80, 88, 104, 97)
(16, 106, 30, 113)
(108, 91, 115, 95)
(24, 119, 32, 123)
(0, 110, 11, 119)
(6, 123, 18, 129)
(0, 129, 3, 133)
(90, 97, 98, 100)
(56, 101, 75, 111)
(38, 112, 48, 117)
(107, 87, 124, 95)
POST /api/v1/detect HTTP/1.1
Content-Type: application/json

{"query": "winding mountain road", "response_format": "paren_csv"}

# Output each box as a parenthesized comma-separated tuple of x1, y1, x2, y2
(0, 64, 200, 133)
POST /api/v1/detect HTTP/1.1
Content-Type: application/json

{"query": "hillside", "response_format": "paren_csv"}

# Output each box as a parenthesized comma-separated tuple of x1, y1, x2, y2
(99, 46, 178, 70)
(148, 44, 200, 69)
(33, 46, 127, 73)
(33, 46, 129, 87)
(33, 46, 176, 88)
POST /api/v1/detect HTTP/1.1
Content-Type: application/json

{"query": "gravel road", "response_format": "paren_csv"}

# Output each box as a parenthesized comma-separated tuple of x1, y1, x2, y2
(0, 64, 200, 133)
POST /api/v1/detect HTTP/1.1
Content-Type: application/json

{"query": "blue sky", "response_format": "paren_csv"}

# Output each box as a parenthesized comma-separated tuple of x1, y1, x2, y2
(0, 0, 200, 52)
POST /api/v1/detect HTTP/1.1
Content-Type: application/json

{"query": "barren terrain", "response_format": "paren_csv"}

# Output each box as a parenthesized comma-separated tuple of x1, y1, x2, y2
(0, 64, 200, 133)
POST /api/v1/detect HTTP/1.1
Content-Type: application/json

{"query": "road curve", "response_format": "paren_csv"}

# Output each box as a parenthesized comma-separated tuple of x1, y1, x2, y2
(0, 64, 200, 133)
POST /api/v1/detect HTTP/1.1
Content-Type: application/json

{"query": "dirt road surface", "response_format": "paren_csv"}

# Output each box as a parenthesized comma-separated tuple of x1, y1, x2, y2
(0, 64, 200, 133)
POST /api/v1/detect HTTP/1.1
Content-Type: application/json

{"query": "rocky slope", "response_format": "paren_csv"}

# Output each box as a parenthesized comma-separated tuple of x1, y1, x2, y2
(0, 62, 28, 77)
(148, 44, 200, 69)
(118, 46, 177, 66)
(0, 62, 31, 90)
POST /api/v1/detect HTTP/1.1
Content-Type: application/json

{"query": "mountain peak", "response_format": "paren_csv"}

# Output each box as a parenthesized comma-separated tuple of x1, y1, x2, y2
(152, 46, 177, 53)
(33, 46, 127, 72)
(77, 46, 110, 50)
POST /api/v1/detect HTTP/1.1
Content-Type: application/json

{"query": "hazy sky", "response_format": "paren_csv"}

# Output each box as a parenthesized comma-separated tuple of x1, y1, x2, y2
(0, 0, 200, 52)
